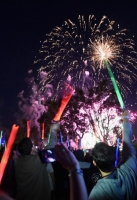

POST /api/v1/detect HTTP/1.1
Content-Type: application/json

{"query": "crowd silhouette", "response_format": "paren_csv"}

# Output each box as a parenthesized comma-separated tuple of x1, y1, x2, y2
(0, 110, 137, 200)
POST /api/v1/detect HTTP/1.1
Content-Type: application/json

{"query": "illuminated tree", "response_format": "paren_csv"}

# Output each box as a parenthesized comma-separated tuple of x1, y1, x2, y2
(39, 79, 124, 149)
(60, 79, 122, 149)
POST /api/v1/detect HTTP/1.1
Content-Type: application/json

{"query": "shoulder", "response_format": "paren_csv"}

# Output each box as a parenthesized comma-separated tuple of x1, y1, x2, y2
(89, 181, 105, 200)
(16, 154, 39, 165)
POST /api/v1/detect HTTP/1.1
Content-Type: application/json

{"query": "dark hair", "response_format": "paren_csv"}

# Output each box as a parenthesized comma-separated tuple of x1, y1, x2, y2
(18, 138, 33, 156)
(73, 150, 84, 162)
(92, 142, 116, 172)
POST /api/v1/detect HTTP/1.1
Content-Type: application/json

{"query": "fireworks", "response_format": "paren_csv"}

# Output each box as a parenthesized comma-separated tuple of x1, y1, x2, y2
(26, 15, 137, 148)
(35, 15, 137, 99)
(89, 35, 120, 68)
(87, 16, 137, 97)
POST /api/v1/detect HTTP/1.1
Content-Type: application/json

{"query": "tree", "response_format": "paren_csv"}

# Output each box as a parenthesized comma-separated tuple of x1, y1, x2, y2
(39, 79, 123, 149)
(59, 79, 122, 149)
(17, 70, 136, 148)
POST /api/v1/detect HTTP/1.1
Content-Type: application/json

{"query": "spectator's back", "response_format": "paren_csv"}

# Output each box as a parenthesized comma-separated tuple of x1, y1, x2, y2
(15, 138, 51, 200)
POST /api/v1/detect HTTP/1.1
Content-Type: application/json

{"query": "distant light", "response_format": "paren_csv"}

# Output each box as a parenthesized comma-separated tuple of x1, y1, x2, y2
(84, 60, 88, 66)
(85, 71, 89, 76)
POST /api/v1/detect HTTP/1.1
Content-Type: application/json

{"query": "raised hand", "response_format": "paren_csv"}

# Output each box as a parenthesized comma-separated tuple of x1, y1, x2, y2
(55, 143, 80, 172)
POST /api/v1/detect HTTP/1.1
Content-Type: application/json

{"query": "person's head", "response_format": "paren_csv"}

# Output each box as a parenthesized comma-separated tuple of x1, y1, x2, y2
(92, 142, 116, 173)
(18, 137, 33, 156)
(73, 150, 84, 162)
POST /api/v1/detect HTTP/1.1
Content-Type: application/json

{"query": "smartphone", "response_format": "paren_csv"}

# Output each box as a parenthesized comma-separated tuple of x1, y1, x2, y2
(39, 149, 56, 163)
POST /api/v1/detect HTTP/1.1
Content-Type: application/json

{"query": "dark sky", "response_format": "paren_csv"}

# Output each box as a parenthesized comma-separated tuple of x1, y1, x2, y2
(0, 0, 137, 130)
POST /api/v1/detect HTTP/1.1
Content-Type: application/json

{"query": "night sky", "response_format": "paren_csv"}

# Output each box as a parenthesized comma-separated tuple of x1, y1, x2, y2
(0, 0, 137, 131)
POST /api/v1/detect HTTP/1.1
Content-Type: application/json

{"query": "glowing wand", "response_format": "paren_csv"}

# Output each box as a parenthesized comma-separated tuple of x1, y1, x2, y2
(115, 138, 120, 167)
(91, 35, 125, 110)
(105, 60, 125, 110)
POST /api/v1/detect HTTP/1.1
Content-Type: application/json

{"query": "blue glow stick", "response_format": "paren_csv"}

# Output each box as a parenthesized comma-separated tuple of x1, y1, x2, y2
(115, 138, 120, 167)
(0, 131, 3, 150)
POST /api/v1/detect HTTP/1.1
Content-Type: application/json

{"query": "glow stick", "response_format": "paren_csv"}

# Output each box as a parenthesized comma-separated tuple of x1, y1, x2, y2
(59, 132, 63, 143)
(105, 61, 125, 110)
(41, 123, 45, 139)
(115, 138, 120, 167)
(0, 124, 19, 184)
(27, 120, 31, 138)
(53, 84, 74, 121)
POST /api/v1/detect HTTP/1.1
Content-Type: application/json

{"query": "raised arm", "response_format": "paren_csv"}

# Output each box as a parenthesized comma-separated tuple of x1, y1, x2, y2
(55, 143, 88, 200)
(122, 110, 132, 146)
(121, 110, 137, 172)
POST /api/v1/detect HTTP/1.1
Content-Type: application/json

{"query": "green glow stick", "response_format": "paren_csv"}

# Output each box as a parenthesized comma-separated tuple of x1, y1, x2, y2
(105, 60, 125, 110)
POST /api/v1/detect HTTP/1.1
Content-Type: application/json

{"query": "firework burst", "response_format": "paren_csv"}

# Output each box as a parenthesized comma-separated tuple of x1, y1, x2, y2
(35, 15, 137, 98)
(88, 16, 137, 96)
(90, 35, 120, 67)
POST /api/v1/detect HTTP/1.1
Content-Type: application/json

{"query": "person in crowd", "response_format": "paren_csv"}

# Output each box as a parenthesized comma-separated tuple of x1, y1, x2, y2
(84, 150, 101, 188)
(28, 139, 55, 199)
(46, 122, 60, 149)
(72, 148, 101, 195)
(15, 137, 51, 200)
(55, 110, 137, 200)
(88, 110, 137, 200)
(55, 143, 88, 200)
(46, 162, 55, 200)
(73, 149, 92, 194)
(73, 150, 90, 169)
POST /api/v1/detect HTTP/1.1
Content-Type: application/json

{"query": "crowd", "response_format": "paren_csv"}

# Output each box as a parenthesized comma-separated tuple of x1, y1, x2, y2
(0, 110, 137, 200)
